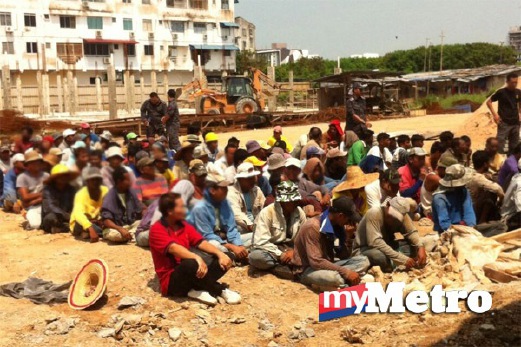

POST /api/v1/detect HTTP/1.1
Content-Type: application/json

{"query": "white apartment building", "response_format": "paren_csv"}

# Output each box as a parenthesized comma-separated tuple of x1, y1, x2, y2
(234, 16, 255, 51)
(0, 0, 240, 85)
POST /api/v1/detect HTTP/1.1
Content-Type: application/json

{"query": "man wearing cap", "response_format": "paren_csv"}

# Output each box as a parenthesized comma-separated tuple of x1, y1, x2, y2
(249, 181, 306, 275)
(302, 146, 325, 168)
(101, 147, 136, 190)
(41, 135, 54, 156)
(155, 155, 175, 188)
(501, 158, 521, 231)
(42, 164, 78, 233)
(16, 152, 49, 229)
(246, 140, 267, 161)
(0, 146, 12, 174)
(101, 167, 144, 243)
(244, 155, 271, 197)
(204, 132, 220, 163)
(292, 196, 371, 289)
(133, 157, 169, 206)
(173, 141, 195, 181)
(365, 169, 401, 209)
(52, 133, 64, 149)
(172, 159, 208, 212)
(227, 163, 266, 237)
(345, 82, 371, 138)
(431, 164, 476, 233)
(188, 172, 248, 262)
(79, 123, 99, 144)
(353, 197, 426, 272)
(162, 89, 181, 150)
(265, 153, 286, 181)
(70, 167, 108, 242)
(141, 92, 168, 138)
(347, 128, 374, 166)
(126, 132, 139, 146)
(59, 129, 76, 151)
(267, 126, 293, 154)
(398, 147, 428, 204)
(324, 147, 347, 189)
(1, 154, 25, 212)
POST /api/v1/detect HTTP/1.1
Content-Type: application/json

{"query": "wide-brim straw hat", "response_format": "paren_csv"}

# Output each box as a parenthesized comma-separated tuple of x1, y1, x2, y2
(44, 164, 80, 184)
(68, 259, 109, 310)
(174, 141, 195, 161)
(333, 166, 379, 193)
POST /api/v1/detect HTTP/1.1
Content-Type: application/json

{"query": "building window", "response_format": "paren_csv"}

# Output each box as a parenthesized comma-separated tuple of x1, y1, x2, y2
(26, 42, 38, 53)
(221, 28, 230, 36)
(144, 44, 154, 56)
(60, 16, 76, 29)
(122, 0, 131, 3)
(167, 0, 187, 7)
(170, 21, 184, 33)
(46, 42, 51, 49)
(88, 0, 106, 2)
(224, 50, 231, 57)
(189, 0, 207, 10)
(84, 43, 109, 56)
(127, 44, 136, 56)
(142, 0, 151, 4)
(193, 22, 206, 34)
(2, 42, 14, 54)
(24, 14, 36, 27)
(221, 0, 229, 9)
(242, 28, 246, 36)
(0, 12, 12, 26)
(87, 17, 103, 30)
(123, 18, 133, 30)
(142, 19, 152, 32)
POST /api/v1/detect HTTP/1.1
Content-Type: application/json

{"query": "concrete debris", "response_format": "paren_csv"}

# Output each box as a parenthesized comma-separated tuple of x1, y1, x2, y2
(361, 274, 375, 283)
(341, 326, 364, 344)
(114, 320, 125, 334)
(44, 318, 77, 335)
(122, 314, 143, 326)
(117, 296, 146, 309)
(267, 341, 279, 347)
(229, 316, 246, 324)
(368, 266, 385, 282)
(168, 328, 182, 342)
(258, 319, 274, 331)
(304, 328, 316, 338)
(97, 328, 116, 338)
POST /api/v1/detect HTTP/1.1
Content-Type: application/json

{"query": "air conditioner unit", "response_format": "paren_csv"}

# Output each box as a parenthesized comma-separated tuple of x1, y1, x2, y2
(82, 0, 89, 8)
(203, 34, 208, 41)
(5, 27, 13, 33)
(103, 57, 111, 64)
(95, 30, 102, 39)
(172, 34, 178, 40)
(148, 32, 154, 39)
(223, 35, 228, 40)
(129, 32, 135, 39)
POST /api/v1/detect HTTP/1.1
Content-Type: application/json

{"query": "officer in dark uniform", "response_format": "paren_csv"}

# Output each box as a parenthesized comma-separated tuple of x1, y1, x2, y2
(162, 89, 181, 150)
(345, 82, 372, 139)
(141, 92, 168, 138)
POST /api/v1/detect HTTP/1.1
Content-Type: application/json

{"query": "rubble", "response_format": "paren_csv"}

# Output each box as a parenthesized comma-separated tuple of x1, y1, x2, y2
(97, 328, 116, 338)
(44, 318, 78, 335)
(117, 296, 146, 309)
(341, 326, 364, 344)
(168, 328, 182, 342)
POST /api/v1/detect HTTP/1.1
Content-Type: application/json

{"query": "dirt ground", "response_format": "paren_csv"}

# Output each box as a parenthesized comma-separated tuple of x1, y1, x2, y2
(1, 111, 520, 347)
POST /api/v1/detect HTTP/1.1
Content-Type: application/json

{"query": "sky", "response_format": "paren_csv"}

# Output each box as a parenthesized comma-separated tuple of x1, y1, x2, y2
(235, 0, 521, 59)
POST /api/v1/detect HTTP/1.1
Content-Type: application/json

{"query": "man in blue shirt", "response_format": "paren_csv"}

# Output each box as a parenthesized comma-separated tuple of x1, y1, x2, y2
(432, 164, 476, 233)
(1, 154, 25, 212)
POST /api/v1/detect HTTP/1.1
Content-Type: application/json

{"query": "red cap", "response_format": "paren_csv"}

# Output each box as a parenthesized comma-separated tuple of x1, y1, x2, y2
(43, 135, 55, 145)
(141, 142, 150, 149)
(80, 123, 91, 129)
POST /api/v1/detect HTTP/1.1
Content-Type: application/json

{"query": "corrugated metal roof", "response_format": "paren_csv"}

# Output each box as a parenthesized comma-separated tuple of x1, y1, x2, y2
(402, 64, 521, 83)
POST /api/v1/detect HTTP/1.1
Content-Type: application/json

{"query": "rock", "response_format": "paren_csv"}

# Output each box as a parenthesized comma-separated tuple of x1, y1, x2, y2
(118, 296, 146, 309)
(288, 329, 301, 340)
(361, 274, 375, 283)
(181, 302, 190, 310)
(258, 319, 274, 331)
(168, 328, 182, 342)
(267, 341, 279, 347)
(368, 266, 385, 282)
(341, 326, 363, 344)
(259, 331, 274, 339)
(45, 318, 77, 335)
(304, 328, 315, 338)
(440, 246, 449, 257)
(199, 338, 209, 347)
(114, 320, 125, 334)
(97, 328, 116, 338)
(122, 314, 143, 326)
(479, 323, 495, 331)
(229, 316, 246, 324)
(293, 323, 302, 330)
(196, 309, 211, 323)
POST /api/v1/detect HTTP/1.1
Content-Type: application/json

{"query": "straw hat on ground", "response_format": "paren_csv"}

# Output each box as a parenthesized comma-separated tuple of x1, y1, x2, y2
(333, 166, 379, 193)
(68, 259, 109, 310)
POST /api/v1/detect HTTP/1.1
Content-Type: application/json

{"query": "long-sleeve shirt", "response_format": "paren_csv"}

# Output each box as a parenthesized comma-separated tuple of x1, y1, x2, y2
(42, 184, 76, 220)
(498, 155, 519, 191)
(140, 99, 167, 122)
(467, 172, 504, 205)
(70, 186, 109, 231)
(398, 164, 423, 203)
(352, 207, 423, 264)
(166, 99, 180, 124)
(132, 174, 169, 206)
(252, 202, 306, 256)
(101, 165, 136, 190)
(345, 95, 366, 130)
(101, 188, 143, 226)
(1, 169, 18, 202)
(187, 190, 242, 246)
(501, 173, 521, 219)
(432, 188, 476, 232)
(227, 182, 265, 232)
(347, 140, 369, 166)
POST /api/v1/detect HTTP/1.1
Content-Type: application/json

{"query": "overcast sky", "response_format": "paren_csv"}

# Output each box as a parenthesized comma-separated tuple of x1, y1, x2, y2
(235, 0, 521, 59)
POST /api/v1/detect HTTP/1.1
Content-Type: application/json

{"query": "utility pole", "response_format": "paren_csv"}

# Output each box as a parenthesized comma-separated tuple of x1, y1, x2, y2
(428, 41, 432, 72)
(423, 38, 429, 72)
(439, 30, 445, 72)
(499, 41, 504, 64)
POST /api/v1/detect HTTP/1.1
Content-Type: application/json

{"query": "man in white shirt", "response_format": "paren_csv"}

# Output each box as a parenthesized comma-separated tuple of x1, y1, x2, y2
(365, 169, 401, 209)
(367, 133, 393, 170)
(0, 146, 12, 174)
(501, 158, 521, 231)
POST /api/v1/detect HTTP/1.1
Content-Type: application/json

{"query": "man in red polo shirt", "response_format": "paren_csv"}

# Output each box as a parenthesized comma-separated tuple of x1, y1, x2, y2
(398, 147, 428, 203)
(149, 193, 241, 306)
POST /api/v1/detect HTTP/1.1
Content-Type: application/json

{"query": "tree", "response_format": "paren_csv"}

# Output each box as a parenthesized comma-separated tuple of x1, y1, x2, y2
(235, 50, 268, 75)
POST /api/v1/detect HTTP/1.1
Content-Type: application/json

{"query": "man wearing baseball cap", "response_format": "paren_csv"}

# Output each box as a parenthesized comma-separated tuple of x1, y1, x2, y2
(1, 154, 25, 212)
(324, 147, 347, 189)
(79, 122, 99, 144)
(267, 126, 293, 154)
(398, 147, 428, 203)
(292, 196, 370, 289)
(171, 159, 208, 212)
(353, 196, 426, 272)
(227, 163, 266, 235)
(204, 132, 220, 163)
(17, 152, 49, 230)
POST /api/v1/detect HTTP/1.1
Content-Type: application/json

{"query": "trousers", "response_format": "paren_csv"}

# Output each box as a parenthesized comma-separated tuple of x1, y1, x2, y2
(497, 122, 520, 155)
(167, 121, 181, 151)
(299, 255, 370, 288)
(41, 212, 70, 233)
(102, 221, 141, 243)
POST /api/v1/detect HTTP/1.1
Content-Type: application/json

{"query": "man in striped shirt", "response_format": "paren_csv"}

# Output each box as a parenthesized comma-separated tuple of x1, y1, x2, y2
(133, 157, 169, 206)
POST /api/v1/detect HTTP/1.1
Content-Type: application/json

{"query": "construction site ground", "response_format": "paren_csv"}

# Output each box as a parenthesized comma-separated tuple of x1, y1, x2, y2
(2, 108, 520, 347)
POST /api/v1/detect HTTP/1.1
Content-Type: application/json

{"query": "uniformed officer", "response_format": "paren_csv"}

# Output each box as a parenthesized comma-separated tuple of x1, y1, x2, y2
(345, 82, 372, 139)
(141, 92, 168, 138)
(162, 89, 181, 151)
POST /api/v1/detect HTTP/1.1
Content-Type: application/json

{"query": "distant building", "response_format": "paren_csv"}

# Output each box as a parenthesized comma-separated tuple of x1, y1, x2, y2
(234, 16, 255, 51)
(349, 53, 380, 59)
(256, 43, 318, 66)
(509, 26, 521, 62)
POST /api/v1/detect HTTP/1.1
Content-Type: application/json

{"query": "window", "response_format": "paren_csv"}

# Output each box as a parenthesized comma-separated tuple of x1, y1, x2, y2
(123, 18, 133, 30)
(60, 16, 76, 29)
(168, 46, 177, 57)
(46, 42, 51, 49)
(242, 28, 246, 36)
(221, 0, 229, 10)
(142, 0, 151, 4)
(24, 14, 36, 27)
(224, 50, 231, 57)
(122, 0, 131, 3)
(170, 21, 184, 33)
(0, 12, 12, 26)
(221, 28, 230, 36)
(2, 42, 14, 54)
(127, 44, 136, 56)
(87, 17, 103, 30)
(189, 0, 207, 9)
(193, 22, 206, 34)
(88, 0, 106, 2)
(26, 42, 38, 53)
(142, 19, 152, 32)
(144, 44, 154, 56)
(84, 43, 109, 56)
(167, 0, 186, 8)
(44, 14, 50, 20)
(112, 17, 116, 23)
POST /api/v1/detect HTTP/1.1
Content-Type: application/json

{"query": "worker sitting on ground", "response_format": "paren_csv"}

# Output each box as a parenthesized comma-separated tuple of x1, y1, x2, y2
(268, 126, 293, 154)
(352, 197, 427, 273)
(17, 152, 49, 230)
(347, 129, 374, 166)
(500, 158, 521, 231)
(398, 147, 428, 204)
(391, 134, 412, 170)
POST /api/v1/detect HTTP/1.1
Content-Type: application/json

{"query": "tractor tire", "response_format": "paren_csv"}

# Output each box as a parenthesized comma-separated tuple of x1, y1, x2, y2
(235, 98, 259, 114)
(207, 108, 220, 115)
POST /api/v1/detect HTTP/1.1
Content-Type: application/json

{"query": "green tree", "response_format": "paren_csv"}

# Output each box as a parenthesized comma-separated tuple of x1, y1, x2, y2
(235, 50, 268, 75)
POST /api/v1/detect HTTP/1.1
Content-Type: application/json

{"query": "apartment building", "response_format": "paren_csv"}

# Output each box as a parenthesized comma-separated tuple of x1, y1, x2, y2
(0, 0, 240, 85)
(509, 26, 521, 62)
(234, 16, 255, 51)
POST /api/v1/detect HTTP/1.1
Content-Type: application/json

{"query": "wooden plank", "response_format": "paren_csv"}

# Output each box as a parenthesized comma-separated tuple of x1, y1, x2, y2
(483, 264, 519, 283)
(490, 229, 521, 243)
(505, 240, 521, 247)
